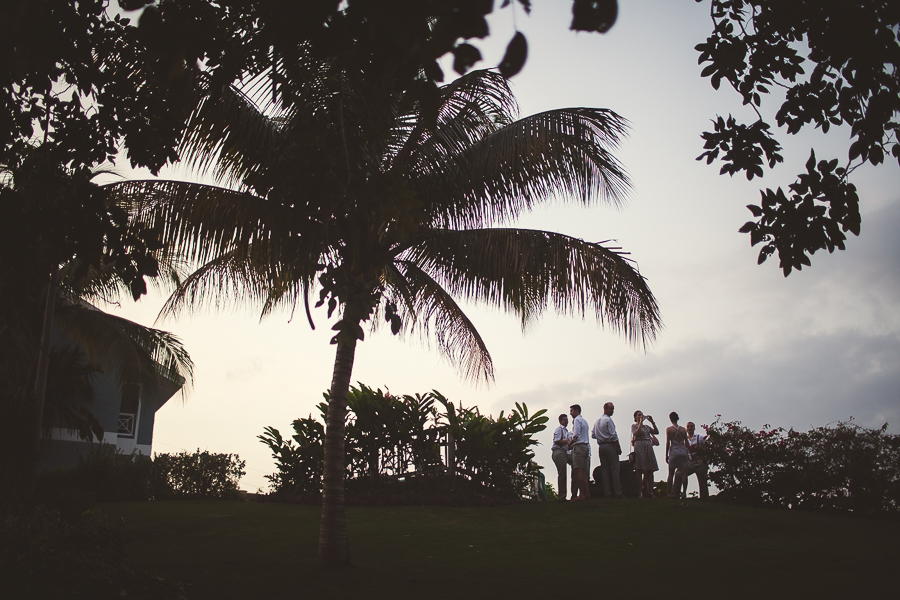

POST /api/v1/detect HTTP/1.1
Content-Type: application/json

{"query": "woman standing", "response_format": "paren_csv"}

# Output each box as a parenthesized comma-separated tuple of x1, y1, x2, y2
(630, 410, 659, 498)
(665, 411, 690, 498)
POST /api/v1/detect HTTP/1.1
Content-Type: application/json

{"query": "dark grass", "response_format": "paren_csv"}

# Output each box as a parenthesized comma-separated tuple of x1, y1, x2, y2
(100, 498, 900, 599)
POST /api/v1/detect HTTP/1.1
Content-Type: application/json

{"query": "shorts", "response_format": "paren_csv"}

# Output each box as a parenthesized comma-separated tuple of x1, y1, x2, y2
(572, 444, 590, 470)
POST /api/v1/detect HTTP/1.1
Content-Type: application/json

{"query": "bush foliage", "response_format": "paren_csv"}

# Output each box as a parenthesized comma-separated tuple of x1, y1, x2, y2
(150, 449, 246, 500)
(260, 384, 547, 503)
(704, 417, 900, 514)
(35, 446, 245, 503)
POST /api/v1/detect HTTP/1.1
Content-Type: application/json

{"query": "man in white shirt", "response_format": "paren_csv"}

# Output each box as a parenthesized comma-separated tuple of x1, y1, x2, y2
(569, 404, 591, 501)
(684, 421, 709, 500)
(551, 414, 573, 501)
(592, 402, 624, 498)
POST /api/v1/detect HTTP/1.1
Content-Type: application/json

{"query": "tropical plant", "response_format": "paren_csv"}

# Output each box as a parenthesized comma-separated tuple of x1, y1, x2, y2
(261, 386, 546, 501)
(703, 417, 900, 513)
(434, 391, 549, 498)
(260, 417, 326, 496)
(0, 151, 194, 492)
(106, 59, 660, 566)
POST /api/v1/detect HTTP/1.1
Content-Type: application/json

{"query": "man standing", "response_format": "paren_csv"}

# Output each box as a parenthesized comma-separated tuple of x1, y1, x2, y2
(569, 404, 591, 501)
(551, 414, 572, 502)
(684, 421, 709, 500)
(592, 402, 623, 498)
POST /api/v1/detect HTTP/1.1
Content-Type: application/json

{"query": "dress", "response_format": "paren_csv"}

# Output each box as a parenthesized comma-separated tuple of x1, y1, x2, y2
(667, 426, 690, 470)
(630, 423, 659, 472)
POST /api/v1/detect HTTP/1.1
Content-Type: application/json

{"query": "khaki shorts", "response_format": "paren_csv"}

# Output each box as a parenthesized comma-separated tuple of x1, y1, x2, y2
(572, 444, 590, 470)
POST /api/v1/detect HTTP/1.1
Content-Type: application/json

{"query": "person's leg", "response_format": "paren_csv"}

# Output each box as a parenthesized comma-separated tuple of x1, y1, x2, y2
(666, 462, 676, 497)
(569, 455, 577, 499)
(552, 450, 568, 500)
(697, 465, 709, 500)
(643, 471, 655, 498)
(573, 445, 591, 500)
(581, 448, 591, 499)
(673, 467, 686, 499)
(598, 445, 613, 497)
(610, 450, 622, 497)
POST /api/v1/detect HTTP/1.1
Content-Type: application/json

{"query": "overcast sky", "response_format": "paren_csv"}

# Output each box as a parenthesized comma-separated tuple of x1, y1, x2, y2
(109, 1, 900, 493)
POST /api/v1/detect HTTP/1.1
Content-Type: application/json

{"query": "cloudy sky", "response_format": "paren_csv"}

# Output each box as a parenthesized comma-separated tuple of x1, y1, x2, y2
(109, 1, 900, 493)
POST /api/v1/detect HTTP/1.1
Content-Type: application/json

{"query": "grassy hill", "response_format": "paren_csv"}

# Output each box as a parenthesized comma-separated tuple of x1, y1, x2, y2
(101, 498, 899, 599)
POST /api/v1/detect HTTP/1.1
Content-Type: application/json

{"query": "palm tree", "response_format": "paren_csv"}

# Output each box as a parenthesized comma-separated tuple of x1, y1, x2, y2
(0, 155, 194, 490)
(105, 65, 661, 568)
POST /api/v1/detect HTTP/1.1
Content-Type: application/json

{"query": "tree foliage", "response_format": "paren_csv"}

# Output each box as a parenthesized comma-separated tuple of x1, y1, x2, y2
(703, 417, 900, 514)
(695, 0, 900, 275)
(260, 385, 547, 501)
(110, 41, 658, 564)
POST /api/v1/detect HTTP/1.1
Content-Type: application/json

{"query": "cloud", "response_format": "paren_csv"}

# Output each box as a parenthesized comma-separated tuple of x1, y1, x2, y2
(524, 327, 900, 461)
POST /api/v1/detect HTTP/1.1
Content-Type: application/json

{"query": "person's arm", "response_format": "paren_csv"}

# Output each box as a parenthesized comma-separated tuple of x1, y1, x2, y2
(646, 416, 659, 435)
(665, 426, 672, 462)
(552, 428, 565, 449)
(609, 419, 621, 454)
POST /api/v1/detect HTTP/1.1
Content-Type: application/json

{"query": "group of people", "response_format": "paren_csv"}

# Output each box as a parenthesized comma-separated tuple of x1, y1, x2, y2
(551, 403, 708, 501)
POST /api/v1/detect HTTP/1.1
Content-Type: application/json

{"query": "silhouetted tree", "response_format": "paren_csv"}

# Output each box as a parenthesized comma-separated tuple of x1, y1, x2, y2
(695, 0, 900, 274)
(106, 60, 660, 567)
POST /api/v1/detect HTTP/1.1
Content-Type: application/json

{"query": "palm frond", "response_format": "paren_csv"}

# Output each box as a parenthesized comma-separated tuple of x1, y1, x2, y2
(406, 228, 661, 348)
(55, 301, 194, 398)
(388, 70, 517, 170)
(411, 108, 631, 229)
(180, 78, 286, 190)
(103, 180, 279, 266)
(381, 261, 494, 384)
(158, 244, 316, 324)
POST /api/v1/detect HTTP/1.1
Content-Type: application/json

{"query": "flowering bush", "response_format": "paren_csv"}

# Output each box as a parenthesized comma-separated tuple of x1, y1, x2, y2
(703, 417, 900, 514)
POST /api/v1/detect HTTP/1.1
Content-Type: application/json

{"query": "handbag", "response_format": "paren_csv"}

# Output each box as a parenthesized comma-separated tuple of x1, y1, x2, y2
(628, 438, 636, 463)
(651, 433, 660, 446)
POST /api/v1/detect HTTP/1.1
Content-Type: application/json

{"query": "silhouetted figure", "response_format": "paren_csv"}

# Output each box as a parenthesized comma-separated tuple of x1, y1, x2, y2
(684, 421, 709, 500)
(592, 402, 623, 498)
(665, 411, 689, 498)
(569, 404, 591, 501)
(551, 414, 573, 501)
(631, 410, 659, 498)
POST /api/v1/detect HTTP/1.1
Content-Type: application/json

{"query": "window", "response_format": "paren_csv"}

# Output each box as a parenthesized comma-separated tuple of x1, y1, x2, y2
(118, 383, 141, 438)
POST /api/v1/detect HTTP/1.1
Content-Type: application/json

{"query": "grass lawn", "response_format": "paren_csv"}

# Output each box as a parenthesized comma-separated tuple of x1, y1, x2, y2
(101, 498, 899, 599)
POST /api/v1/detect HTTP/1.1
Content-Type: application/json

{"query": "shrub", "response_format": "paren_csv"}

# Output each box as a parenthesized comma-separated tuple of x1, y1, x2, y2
(260, 385, 548, 503)
(150, 449, 246, 500)
(36, 445, 151, 506)
(704, 417, 900, 514)
(0, 504, 185, 599)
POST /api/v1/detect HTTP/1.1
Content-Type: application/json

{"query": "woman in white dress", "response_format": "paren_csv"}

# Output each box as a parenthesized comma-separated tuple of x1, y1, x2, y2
(665, 411, 690, 498)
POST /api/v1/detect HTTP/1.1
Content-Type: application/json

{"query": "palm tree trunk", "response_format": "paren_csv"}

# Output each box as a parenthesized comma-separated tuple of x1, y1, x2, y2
(27, 267, 61, 490)
(318, 334, 357, 568)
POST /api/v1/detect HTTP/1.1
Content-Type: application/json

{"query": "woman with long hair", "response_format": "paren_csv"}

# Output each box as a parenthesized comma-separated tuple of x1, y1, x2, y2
(665, 411, 690, 498)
